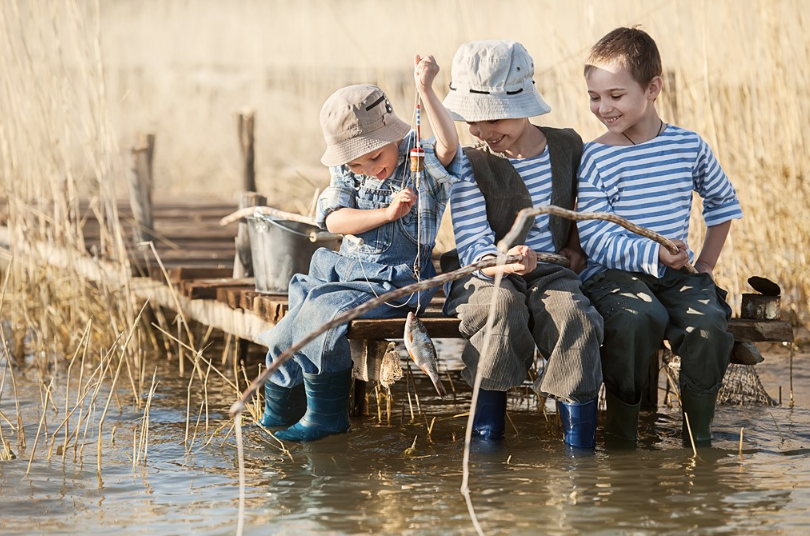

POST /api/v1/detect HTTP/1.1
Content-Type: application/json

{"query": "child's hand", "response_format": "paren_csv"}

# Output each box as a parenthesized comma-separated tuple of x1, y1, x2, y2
(559, 247, 587, 274)
(386, 187, 416, 221)
(414, 54, 440, 94)
(504, 245, 537, 275)
(658, 239, 690, 270)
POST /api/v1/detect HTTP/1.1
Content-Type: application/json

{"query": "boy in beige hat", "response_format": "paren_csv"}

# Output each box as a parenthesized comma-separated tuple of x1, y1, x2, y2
(257, 55, 460, 442)
(441, 40, 604, 448)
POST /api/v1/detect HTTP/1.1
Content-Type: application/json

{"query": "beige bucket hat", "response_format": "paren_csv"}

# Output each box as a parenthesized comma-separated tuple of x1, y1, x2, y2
(319, 84, 411, 167)
(443, 40, 551, 122)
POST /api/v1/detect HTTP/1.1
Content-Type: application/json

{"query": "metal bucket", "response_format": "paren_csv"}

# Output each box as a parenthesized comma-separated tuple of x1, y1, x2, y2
(246, 216, 340, 293)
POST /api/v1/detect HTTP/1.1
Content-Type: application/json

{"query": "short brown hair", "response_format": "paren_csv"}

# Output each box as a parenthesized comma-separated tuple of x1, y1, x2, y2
(584, 27, 662, 86)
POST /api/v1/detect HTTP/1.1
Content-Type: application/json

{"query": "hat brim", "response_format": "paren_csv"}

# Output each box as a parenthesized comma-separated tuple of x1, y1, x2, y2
(321, 116, 411, 167)
(443, 88, 551, 122)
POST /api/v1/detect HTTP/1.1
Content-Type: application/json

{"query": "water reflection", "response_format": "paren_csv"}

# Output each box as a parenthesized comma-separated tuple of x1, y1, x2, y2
(1, 348, 809, 535)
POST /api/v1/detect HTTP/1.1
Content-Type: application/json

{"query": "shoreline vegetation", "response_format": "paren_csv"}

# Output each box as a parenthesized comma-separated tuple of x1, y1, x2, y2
(0, 0, 808, 469)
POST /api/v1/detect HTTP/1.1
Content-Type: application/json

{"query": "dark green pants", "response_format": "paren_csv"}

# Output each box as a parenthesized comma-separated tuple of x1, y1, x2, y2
(583, 269, 733, 404)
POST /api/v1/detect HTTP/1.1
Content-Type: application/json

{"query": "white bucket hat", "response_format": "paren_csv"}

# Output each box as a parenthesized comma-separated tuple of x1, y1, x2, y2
(320, 84, 411, 167)
(443, 40, 551, 122)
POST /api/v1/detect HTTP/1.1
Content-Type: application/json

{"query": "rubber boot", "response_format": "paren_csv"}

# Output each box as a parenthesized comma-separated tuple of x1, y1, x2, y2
(604, 391, 641, 442)
(557, 398, 598, 448)
(681, 388, 718, 445)
(472, 389, 507, 441)
(274, 368, 352, 442)
(258, 381, 306, 428)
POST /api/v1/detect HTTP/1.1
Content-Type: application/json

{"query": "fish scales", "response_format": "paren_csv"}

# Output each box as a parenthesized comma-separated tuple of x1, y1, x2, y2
(403, 312, 447, 397)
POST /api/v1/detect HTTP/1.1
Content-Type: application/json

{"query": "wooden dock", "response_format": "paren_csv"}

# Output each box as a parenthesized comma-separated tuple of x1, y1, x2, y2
(74, 198, 796, 343)
(5, 197, 795, 400)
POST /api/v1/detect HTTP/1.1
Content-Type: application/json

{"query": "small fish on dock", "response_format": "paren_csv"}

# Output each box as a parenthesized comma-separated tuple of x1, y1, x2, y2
(404, 312, 447, 397)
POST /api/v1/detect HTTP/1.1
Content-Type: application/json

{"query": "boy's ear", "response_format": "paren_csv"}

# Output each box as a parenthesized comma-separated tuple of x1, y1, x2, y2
(647, 75, 663, 100)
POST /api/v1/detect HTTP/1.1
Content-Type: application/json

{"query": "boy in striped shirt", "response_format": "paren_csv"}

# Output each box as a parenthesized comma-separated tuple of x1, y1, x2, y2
(578, 27, 743, 445)
(441, 40, 604, 448)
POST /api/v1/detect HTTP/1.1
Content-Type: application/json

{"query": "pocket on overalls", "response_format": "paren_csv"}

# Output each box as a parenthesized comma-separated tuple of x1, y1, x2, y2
(351, 186, 394, 255)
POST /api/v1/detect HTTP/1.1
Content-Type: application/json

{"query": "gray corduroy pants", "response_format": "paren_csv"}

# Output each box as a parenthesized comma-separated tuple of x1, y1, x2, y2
(444, 263, 604, 402)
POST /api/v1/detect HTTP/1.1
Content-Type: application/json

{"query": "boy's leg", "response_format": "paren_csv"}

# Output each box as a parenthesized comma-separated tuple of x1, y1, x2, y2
(525, 264, 603, 403)
(653, 271, 733, 443)
(525, 264, 603, 448)
(445, 274, 534, 440)
(445, 274, 536, 391)
(654, 271, 733, 393)
(583, 270, 669, 405)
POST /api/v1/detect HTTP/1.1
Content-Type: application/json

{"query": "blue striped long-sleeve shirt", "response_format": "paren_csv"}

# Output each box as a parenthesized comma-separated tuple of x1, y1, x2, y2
(450, 146, 556, 279)
(577, 125, 743, 282)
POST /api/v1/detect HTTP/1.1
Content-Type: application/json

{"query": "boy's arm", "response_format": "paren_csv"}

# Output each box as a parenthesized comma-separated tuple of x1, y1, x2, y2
(325, 188, 417, 235)
(694, 220, 731, 275)
(415, 55, 458, 168)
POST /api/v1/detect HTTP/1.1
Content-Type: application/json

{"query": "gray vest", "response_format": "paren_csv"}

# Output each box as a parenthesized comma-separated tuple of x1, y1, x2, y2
(440, 126, 582, 273)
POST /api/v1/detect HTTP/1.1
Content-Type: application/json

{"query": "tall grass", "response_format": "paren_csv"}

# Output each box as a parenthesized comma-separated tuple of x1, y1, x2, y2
(0, 1, 261, 471)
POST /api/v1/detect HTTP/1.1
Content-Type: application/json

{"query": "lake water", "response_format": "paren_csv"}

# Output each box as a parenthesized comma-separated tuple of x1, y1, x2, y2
(1, 340, 808, 536)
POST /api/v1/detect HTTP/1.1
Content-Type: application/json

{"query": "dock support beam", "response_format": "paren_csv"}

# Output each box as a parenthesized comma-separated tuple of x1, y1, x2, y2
(129, 133, 155, 243)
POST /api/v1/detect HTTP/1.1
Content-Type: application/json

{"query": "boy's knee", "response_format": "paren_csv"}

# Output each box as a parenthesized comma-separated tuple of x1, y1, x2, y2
(604, 302, 667, 337)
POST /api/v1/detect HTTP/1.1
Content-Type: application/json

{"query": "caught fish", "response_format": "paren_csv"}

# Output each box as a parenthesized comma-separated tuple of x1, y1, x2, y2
(404, 312, 447, 397)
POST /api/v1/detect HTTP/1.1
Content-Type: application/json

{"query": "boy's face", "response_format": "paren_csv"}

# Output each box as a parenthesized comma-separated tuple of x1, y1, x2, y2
(466, 118, 528, 157)
(345, 142, 400, 180)
(585, 61, 656, 133)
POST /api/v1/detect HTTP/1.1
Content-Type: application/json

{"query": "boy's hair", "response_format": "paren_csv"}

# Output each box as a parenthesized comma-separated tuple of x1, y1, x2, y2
(584, 27, 662, 87)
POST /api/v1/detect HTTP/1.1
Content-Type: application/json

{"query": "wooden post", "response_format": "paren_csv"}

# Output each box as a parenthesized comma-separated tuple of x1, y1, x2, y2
(233, 191, 266, 278)
(353, 379, 367, 416)
(237, 110, 256, 193)
(129, 133, 155, 242)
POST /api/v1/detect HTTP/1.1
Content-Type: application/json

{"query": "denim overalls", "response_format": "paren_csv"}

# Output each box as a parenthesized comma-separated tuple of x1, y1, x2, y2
(259, 138, 458, 387)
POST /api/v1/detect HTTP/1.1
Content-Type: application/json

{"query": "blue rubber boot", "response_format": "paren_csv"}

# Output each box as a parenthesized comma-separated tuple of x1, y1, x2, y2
(557, 398, 598, 448)
(472, 389, 507, 441)
(681, 388, 718, 446)
(258, 381, 306, 428)
(274, 368, 352, 442)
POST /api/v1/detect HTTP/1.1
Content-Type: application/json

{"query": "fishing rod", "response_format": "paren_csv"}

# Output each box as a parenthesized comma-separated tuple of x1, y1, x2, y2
(229, 250, 569, 417)
(499, 205, 697, 274)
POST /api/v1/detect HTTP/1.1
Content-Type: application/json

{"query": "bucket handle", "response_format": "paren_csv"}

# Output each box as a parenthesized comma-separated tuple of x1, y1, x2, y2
(262, 216, 352, 244)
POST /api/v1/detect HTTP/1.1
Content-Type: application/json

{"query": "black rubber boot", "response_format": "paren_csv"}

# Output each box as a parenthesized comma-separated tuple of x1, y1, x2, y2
(472, 389, 507, 441)
(681, 388, 718, 445)
(604, 391, 641, 443)
(557, 398, 598, 449)
(258, 381, 306, 428)
(274, 368, 352, 442)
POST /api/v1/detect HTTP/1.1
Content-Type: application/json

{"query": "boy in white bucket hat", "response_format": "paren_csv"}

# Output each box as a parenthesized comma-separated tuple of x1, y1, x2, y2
(441, 40, 604, 448)
(257, 55, 461, 442)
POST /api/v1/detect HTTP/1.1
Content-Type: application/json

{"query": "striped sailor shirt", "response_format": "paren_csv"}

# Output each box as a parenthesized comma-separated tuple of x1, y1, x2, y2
(577, 124, 743, 282)
(450, 146, 556, 276)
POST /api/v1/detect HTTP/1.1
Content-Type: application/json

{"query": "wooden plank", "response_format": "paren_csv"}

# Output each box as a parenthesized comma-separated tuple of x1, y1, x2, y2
(163, 266, 235, 283)
(253, 294, 288, 324)
(218, 286, 256, 308)
(182, 277, 254, 300)
(347, 307, 455, 339)
(728, 318, 794, 343)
